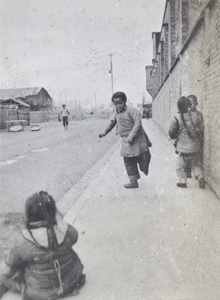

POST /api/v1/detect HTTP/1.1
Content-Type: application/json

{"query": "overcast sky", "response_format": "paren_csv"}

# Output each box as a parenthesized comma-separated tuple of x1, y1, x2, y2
(0, 0, 166, 107)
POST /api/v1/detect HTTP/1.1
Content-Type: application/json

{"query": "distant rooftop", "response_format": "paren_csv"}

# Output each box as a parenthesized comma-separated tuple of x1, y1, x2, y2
(0, 87, 49, 101)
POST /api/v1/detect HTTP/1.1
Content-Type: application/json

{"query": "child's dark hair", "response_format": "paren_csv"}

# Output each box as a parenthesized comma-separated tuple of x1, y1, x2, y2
(187, 94, 198, 105)
(111, 91, 127, 103)
(177, 96, 190, 113)
(25, 191, 57, 228)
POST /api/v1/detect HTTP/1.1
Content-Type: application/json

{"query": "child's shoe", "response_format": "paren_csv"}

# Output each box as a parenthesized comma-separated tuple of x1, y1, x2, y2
(199, 177, 205, 188)
(177, 183, 187, 188)
(124, 180, 139, 188)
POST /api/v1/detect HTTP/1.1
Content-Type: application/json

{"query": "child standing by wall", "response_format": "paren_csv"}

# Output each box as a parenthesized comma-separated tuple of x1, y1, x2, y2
(0, 191, 85, 300)
(59, 104, 70, 129)
(185, 94, 204, 178)
(99, 91, 151, 189)
(169, 96, 205, 188)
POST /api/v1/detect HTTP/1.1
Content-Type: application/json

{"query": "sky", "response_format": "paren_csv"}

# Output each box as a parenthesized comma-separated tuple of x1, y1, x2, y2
(0, 0, 166, 108)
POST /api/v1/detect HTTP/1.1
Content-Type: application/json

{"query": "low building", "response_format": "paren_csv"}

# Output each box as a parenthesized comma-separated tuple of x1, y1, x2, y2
(0, 87, 55, 128)
(0, 87, 53, 111)
(0, 98, 29, 109)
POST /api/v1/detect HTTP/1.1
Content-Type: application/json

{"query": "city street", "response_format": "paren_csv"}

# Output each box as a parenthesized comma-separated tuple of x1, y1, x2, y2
(0, 117, 119, 213)
(2, 118, 220, 300)
(1, 0, 219, 298)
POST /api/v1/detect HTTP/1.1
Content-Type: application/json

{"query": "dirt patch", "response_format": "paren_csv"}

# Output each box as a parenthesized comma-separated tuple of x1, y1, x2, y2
(0, 213, 25, 261)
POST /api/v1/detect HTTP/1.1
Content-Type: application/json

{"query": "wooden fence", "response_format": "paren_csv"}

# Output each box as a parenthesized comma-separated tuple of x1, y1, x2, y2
(0, 106, 59, 129)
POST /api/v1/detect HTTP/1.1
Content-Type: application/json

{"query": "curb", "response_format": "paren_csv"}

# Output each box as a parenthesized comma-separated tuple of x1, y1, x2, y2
(57, 139, 120, 220)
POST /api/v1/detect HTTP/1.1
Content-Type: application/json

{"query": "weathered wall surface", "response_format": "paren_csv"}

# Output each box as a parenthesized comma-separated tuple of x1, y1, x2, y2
(152, 0, 220, 197)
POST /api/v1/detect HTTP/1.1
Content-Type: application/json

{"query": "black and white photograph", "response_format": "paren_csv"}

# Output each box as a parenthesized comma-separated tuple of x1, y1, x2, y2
(0, 0, 220, 299)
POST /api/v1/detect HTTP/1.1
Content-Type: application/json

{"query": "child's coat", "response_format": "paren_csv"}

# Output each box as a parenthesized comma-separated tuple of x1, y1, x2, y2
(104, 105, 149, 157)
(0, 215, 84, 300)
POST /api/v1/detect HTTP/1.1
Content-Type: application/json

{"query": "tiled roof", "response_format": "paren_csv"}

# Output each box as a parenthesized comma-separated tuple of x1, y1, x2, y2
(0, 98, 29, 107)
(0, 87, 44, 100)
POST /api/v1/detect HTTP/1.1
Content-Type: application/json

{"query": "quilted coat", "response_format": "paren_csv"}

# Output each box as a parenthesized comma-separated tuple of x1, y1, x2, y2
(104, 105, 149, 157)
(169, 111, 204, 154)
(1, 215, 84, 300)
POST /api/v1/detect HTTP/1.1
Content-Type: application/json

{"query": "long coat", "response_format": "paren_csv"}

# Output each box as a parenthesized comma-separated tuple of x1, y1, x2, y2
(104, 106, 149, 157)
(1, 216, 84, 300)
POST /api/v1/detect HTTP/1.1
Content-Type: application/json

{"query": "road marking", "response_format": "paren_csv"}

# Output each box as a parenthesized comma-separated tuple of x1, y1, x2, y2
(0, 159, 17, 165)
(0, 149, 49, 167)
(32, 148, 49, 152)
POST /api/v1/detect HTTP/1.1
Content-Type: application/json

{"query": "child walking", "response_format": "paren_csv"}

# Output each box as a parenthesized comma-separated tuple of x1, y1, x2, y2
(0, 191, 85, 300)
(59, 104, 70, 129)
(99, 91, 151, 188)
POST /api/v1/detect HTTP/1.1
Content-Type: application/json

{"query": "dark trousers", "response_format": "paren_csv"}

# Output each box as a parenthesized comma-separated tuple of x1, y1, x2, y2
(123, 150, 151, 181)
(62, 116, 68, 127)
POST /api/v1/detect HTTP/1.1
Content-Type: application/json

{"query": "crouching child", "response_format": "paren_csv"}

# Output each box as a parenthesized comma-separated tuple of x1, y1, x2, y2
(0, 191, 85, 300)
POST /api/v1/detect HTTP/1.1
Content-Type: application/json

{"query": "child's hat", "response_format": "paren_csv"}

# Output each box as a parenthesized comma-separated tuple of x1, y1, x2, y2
(177, 96, 190, 113)
(187, 95, 198, 105)
(25, 191, 56, 226)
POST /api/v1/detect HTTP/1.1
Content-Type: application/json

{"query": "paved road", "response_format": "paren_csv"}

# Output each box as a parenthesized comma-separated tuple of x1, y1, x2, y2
(0, 117, 118, 213)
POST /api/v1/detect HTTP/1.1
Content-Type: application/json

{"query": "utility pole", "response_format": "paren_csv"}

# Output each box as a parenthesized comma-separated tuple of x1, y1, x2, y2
(109, 53, 114, 95)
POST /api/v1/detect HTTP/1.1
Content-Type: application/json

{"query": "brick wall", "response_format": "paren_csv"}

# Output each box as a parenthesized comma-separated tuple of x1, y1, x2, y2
(152, 0, 220, 197)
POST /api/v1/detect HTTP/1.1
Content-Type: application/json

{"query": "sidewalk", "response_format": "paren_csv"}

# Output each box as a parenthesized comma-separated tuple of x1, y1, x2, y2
(3, 119, 220, 300)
